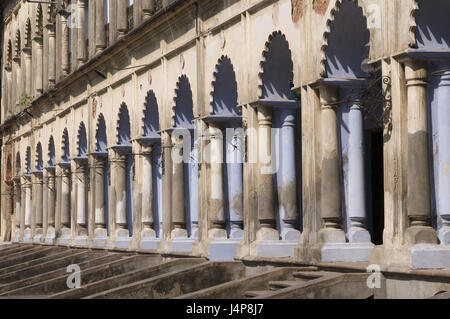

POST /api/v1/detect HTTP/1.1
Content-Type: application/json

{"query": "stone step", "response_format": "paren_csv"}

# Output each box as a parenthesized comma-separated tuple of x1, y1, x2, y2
(49, 258, 203, 299)
(0, 254, 161, 297)
(0, 250, 106, 284)
(0, 248, 78, 278)
(0, 253, 124, 295)
(85, 261, 245, 299)
(244, 290, 271, 298)
(0, 244, 22, 254)
(268, 280, 302, 290)
(292, 271, 336, 280)
(0, 246, 65, 269)
(0, 245, 39, 259)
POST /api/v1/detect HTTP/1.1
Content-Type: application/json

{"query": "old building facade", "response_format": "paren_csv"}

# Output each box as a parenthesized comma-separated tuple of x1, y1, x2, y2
(0, 0, 449, 270)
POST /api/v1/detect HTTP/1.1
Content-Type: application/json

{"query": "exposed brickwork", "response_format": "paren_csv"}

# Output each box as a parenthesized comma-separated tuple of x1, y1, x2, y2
(291, 0, 304, 23)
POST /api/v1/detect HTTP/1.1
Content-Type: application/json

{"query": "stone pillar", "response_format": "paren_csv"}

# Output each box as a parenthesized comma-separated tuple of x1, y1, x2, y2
(46, 167, 56, 235)
(20, 176, 26, 240)
(209, 123, 226, 239)
(117, 0, 128, 38)
(278, 109, 301, 240)
(256, 106, 278, 240)
(93, 154, 107, 238)
(13, 55, 22, 105)
(60, 163, 71, 232)
(23, 175, 32, 241)
(34, 37, 43, 94)
(404, 60, 437, 244)
(171, 133, 187, 238)
(226, 126, 244, 239)
(112, 148, 129, 237)
(61, 11, 70, 75)
(319, 86, 346, 243)
(74, 158, 88, 230)
(47, 23, 56, 85)
(77, 0, 87, 63)
(23, 48, 32, 96)
(95, 0, 106, 53)
(142, 0, 155, 18)
(13, 176, 21, 240)
(140, 144, 156, 238)
(347, 98, 371, 242)
(32, 171, 44, 241)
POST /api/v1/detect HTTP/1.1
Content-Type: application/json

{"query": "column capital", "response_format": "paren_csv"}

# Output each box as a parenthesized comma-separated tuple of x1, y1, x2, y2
(404, 59, 428, 86)
(319, 86, 339, 110)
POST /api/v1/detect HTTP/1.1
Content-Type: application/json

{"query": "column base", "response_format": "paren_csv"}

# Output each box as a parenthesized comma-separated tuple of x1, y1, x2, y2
(348, 227, 372, 243)
(22, 228, 32, 243)
(73, 235, 88, 247)
(438, 226, 450, 245)
(405, 226, 437, 245)
(170, 228, 196, 253)
(33, 228, 43, 244)
(319, 227, 346, 243)
(139, 237, 161, 251)
(411, 244, 450, 269)
(229, 228, 244, 239)
(44, 227, 56, 245)
(207, 239, 241, 261)
(57, 227, 72, 245)
(114, 228, 131, 249)
(93, 228, 108, 248)
(250, 239, 299, 258)
(321, 242, 374, 262)
(12, 229, 21, 242)
(280, 228, 301, 241)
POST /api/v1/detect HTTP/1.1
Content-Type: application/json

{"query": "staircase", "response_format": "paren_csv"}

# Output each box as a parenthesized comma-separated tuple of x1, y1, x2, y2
(0, 244, 373, 299)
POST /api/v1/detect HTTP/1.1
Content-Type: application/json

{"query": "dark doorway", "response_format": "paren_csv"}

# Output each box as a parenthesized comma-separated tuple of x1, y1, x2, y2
(370, 131, 384, 245)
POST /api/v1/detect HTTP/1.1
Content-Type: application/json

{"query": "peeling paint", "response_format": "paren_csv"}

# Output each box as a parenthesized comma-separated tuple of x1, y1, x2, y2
(313, 0, 329, 16)
(291, 0, 303, 23)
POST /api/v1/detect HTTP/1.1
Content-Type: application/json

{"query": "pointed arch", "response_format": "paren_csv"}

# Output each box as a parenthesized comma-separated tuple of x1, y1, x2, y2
(258, 31, 294, 99)
(35, 142, 43, 171)
(14, 29, 21, 58)
(410, 0, 450, 49)
(142, 90, 160, 136)
(5, 155, 13, 181)
(48, 136, 56, 166)
(15, 152, 21, 176)
(25, 18, 32, 48)
(25, 147, 31, 175)
(35, 3, 43, 38)
(5, 40, 12, 70)
(319, 0, 370, 78)
(210, 55, 240, 115)
(61, 128, 70, 162)
(77, 122, 88, 156)
(95, 113, 107, 152)
(117, 103, 131, 145)
(172, 75, 194, 129)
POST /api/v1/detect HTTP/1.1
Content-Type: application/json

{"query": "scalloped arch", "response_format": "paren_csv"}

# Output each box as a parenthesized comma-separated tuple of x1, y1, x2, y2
(36, 3, 43, 37)
(95, 113, 107, 152)
(142, 90, 160, 136)
(209, 55, 240, 115)
(171, 75, 194, 129)
(25, 147, 31, 175)
(77, 122, 88, 156)
(14, 29, 21, 57)
(48, 136, 56, 166)
(61, 128, 70, 161)
(319, 0, 370, 78)
(257, 31, 294, 99)
(35, 142, 43, 171)
(116, 103, 131, 145)
(25, 18, 32, 48)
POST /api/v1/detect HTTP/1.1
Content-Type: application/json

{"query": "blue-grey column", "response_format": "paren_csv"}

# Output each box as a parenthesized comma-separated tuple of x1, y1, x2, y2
(434, 63, 450, 245)
(226, 126, 244, 239)
(347, 97, 371, 243)
(278, 109, 301, 240)
(208, 123, 226, 239)
(189, 131, 199, 238)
